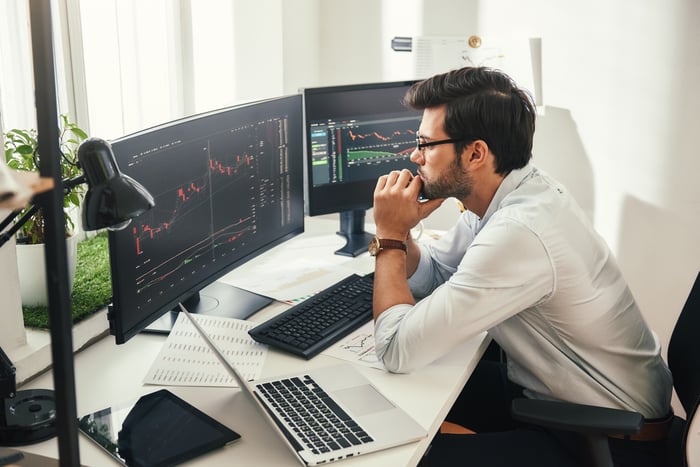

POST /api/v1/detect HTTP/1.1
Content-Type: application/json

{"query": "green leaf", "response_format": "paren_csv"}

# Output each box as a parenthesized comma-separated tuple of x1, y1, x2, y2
(65, 191, 80, 206)
(12, 129, 36, 144)
(16, 144, 34, 155)
(69, 127, 89, 140)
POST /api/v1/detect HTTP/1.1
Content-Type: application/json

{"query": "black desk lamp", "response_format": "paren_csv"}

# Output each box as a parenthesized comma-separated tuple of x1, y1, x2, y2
(0, 138, 155, 446)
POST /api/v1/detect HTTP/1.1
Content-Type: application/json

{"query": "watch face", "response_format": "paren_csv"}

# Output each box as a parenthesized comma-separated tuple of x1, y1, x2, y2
(368, 237, 380, 256)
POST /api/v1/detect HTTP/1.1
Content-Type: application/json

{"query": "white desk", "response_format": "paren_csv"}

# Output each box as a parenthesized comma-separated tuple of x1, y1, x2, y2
(19, 217, 489, 466)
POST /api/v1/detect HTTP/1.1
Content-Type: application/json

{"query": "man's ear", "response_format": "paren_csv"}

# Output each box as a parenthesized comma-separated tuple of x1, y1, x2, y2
(467, 140, 489, 166)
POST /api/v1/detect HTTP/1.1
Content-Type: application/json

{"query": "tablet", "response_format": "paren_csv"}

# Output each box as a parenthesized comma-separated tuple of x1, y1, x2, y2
(78, 389, 240, 467)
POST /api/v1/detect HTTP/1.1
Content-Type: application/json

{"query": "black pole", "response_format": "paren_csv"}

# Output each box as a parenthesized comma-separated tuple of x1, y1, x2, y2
(28, 1, 81, 465)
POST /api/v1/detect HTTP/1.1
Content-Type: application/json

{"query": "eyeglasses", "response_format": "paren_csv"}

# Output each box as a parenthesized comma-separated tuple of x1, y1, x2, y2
(415, 134, 466, 155)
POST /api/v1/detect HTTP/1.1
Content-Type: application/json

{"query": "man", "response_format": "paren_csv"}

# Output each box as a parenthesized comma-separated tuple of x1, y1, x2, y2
(370, 67, 673, 466)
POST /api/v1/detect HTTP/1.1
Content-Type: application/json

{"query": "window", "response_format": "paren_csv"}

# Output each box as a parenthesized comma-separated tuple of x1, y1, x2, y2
(1, 0, 289, 142)
(76, 0, 285, 140)
(78, 0, 180, 139)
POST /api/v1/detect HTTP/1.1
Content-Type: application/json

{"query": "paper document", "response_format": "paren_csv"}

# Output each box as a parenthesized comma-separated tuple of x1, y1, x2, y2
(323, 321, 385, 370)
(221, 232, 366, 304)
(144, 313, 268, 387)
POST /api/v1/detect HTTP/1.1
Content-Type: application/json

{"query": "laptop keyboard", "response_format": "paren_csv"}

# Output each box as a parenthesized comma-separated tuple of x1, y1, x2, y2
(248, 273, 374, 359)
(257, 375, 374, 454)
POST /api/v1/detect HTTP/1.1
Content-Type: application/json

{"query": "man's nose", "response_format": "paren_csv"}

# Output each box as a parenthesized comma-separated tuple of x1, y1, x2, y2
(410, 147, 423, 165)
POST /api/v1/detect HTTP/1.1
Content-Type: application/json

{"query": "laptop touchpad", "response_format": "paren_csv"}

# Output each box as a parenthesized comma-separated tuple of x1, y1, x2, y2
(334, 385, 395, 416)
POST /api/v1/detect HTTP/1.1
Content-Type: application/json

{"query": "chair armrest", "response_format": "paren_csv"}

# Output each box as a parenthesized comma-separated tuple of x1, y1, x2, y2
(511, 398, 644, 436)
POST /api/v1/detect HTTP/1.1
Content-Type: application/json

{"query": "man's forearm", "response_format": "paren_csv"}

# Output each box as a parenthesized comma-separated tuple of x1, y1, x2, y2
(405, 234, 420, 277)
(372, 249, 416, 320)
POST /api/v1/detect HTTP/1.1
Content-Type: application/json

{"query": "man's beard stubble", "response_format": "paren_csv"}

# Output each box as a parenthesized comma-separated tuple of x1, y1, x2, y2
(420, 156, 473, 201)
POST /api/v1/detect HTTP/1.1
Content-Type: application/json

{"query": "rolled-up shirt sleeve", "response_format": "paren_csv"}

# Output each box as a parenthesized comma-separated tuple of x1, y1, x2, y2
(373, 304, 413, 371)
(408, 216, 476, 297)
(374, 218, 553, 374)
(407, 243, 439, 298)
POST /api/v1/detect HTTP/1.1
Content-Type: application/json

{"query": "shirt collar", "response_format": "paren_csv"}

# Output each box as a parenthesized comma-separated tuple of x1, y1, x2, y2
(478, 163, 536, 227)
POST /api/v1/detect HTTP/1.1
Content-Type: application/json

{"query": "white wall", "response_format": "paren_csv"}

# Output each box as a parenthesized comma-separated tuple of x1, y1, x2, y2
(281, 0, 321, 94)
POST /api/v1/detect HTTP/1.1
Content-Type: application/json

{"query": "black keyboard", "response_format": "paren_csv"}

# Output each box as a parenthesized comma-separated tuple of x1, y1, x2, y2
(248, 273, 374, 359)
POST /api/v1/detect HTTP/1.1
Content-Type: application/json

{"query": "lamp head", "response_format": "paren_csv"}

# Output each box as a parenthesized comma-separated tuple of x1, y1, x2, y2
(78, 137, 155, 231)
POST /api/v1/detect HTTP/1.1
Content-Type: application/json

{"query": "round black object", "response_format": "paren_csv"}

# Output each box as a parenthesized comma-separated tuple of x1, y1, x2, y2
(0, 389, 57, 446)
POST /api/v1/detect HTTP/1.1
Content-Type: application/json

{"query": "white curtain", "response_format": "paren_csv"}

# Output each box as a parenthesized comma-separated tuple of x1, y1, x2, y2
(0, 1, 36, 131)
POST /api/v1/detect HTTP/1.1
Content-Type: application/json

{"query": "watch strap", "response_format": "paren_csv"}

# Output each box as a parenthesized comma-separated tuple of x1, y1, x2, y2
(378, 238, 407, 251)
(369, 237, 407, 256)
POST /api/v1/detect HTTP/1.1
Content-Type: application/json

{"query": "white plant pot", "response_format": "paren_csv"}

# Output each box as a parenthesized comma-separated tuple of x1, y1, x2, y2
(15, 234, 78, 307)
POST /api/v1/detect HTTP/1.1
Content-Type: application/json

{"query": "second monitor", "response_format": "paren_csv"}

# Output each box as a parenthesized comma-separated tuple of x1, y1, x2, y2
(302, 80, 421, 256)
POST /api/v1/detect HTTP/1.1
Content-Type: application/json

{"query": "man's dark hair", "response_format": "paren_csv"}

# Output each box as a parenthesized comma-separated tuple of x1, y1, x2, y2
(404, 67, 536, 175)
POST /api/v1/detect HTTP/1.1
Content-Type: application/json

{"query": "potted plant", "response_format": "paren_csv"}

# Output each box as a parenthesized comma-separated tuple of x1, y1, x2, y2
(3, 114, 89, 306)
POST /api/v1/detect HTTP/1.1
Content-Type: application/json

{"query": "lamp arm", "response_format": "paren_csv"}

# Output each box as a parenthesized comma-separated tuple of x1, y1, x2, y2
(0, 205, 41, 248)
(62, 174, 86, 194)
(0, 209, 23, 237)
(0, 174, 85, 249)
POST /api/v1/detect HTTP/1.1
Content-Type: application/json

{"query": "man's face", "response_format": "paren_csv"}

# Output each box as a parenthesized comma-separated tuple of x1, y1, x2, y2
(411, 105, 474, 200)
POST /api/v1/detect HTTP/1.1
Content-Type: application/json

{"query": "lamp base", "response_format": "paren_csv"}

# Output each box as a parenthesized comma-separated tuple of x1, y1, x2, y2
(0, 389, 57, 446)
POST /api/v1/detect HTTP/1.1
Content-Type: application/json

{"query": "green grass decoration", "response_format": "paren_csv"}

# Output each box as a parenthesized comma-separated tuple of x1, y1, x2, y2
(22, 232, 112, 328)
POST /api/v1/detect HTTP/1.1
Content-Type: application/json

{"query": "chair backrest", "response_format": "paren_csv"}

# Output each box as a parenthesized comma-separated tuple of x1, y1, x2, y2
(667, 271, 700, 466)
(683, 398, 700, 467)
(667, 271, 700, 415)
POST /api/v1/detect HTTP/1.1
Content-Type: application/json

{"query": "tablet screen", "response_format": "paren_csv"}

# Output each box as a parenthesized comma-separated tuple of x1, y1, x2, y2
(78, 389, 240, 467)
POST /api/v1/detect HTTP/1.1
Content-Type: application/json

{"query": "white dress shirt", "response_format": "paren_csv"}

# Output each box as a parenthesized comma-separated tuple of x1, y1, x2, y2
(374, 164, 672, 419)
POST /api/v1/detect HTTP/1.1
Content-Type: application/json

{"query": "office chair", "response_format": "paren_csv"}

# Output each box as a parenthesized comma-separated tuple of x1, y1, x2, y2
(511, 271, 700, 467)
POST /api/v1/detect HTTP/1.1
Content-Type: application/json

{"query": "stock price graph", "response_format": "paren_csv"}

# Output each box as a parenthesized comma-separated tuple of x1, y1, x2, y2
(334, 116, 419, 183)
(124, 117, 290, 303)
(309, 115, 420, 185)
(132, 148, 256, 296)
(342, 126, 416, 165)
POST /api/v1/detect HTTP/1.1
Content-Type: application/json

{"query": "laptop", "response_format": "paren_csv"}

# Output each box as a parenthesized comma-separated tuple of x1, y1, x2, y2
(179, 304, 427, 466)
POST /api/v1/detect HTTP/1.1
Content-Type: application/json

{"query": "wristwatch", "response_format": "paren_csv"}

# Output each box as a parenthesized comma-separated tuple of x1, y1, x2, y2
(368, 236, 407, 257)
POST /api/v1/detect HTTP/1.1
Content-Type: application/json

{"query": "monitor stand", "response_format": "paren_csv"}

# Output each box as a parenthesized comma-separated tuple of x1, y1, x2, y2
(334, 209, 374, 257)
(143, 281, 273, 335)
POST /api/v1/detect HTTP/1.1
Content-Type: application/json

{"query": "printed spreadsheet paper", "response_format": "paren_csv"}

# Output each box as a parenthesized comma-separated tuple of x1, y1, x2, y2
(143, 313, 268, 387)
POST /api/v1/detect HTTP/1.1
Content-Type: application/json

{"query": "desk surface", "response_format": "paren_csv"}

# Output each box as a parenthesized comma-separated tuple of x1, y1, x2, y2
(19, 217, 489, 466)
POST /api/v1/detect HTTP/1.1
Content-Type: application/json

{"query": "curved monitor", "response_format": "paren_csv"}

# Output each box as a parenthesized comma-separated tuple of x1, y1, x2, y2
(107, 95, 304, 344)
(302, 80, 421, 256)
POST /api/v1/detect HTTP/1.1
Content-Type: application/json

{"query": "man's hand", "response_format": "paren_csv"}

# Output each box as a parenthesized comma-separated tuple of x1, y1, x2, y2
(371, 170, 444, 318)
(373, 169, 444, 239)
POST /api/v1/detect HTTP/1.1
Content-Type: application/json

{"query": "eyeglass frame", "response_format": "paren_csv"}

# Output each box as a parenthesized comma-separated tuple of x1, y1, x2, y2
(415, 133, 469, 154)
